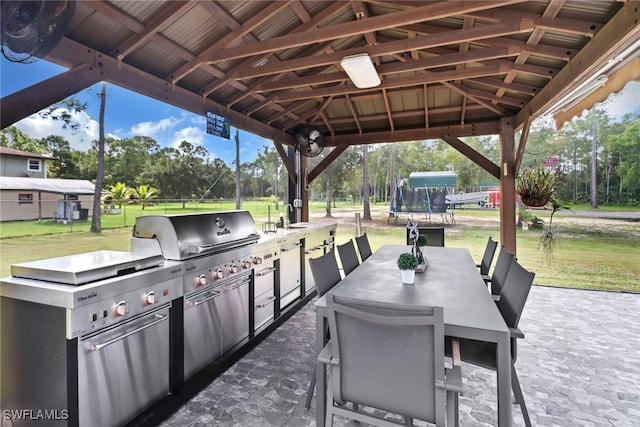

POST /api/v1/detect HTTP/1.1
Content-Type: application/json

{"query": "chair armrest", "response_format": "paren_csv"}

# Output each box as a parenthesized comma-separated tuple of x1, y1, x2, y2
(509, 327, 525, 339)
(318, 342, 340, 366)
(451, 337, 461, 367)
(482, 274, 491, 283)
(492, 294, 501, 302)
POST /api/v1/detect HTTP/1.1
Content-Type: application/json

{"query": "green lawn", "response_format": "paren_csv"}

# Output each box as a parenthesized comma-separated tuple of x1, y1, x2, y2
(1, 203, 638, 293)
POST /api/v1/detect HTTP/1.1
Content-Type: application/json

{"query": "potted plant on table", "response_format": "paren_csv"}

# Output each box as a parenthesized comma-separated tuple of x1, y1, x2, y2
(397, 252, 419, 284)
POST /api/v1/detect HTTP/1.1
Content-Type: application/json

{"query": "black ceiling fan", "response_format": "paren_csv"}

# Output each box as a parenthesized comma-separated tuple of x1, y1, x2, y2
(1, 0, 75, 63)
(295, 126, 325, 157)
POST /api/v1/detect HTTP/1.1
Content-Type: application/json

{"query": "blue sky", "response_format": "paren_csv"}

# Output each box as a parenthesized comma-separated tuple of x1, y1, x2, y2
(0, 57, 271, 164)
(1, 56, 639, 165)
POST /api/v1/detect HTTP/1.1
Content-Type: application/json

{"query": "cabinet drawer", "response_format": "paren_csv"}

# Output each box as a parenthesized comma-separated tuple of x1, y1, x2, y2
(254, 294, 275, 329)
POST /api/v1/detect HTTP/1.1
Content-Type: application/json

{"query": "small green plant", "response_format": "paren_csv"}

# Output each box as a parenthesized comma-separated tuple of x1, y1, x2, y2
(417, 234, 428, 246)
(517, 164, 556, 207)
(529, 216, 544, 230)
(397, 252, 419, 270)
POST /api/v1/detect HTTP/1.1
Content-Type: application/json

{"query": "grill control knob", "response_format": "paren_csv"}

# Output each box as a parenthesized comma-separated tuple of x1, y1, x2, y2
(143, 291, 156, 305)
(113, 301, 128, 317)
(195, 274, 207, 286)
(213, 269, 225, 279)
(228, 264, 239, 274)
(253, 256, 263, 265)
(241, 260, 252, 269)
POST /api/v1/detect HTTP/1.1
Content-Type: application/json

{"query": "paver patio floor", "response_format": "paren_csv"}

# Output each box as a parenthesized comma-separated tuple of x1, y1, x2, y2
(158, 285, 640, 426)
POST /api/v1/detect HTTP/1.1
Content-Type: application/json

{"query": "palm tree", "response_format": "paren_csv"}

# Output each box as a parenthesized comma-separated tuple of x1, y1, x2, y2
(103, 182, 133, 208)
(131, 184, 158, 210)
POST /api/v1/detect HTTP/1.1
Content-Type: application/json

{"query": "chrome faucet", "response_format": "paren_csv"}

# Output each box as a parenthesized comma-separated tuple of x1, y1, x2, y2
(285, 204, 293, 229)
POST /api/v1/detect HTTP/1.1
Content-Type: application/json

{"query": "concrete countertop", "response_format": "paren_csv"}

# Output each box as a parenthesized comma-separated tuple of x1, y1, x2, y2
(256, 222, 333, 244)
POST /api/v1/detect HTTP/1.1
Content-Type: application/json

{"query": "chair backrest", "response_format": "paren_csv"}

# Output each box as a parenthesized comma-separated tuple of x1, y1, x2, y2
(490, 246, 515, 296)
(337, 240, 360, 276)
(496, 259, 535, 329)
(326, 294, 447, 426)
(406, 227, 445, 247)
(479, 237, 498, 276)
(354, 233, 373, 261)
(309, 250, 342, 297)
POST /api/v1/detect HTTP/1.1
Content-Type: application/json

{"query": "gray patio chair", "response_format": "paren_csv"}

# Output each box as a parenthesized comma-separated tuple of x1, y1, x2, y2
(320, 294, 462, 427)
(483, 246, 515, 301)
(355, 233, 373, 261)
(304, 250, 342, 409)
(449, 258, 535, 426)
(476, 236, 498, 276)
(337, 240, 360, 276)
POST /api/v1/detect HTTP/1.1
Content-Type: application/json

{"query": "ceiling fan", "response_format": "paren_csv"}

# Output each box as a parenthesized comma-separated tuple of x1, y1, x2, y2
(1, 0, 76, 63)
(295, 126, 325, 157)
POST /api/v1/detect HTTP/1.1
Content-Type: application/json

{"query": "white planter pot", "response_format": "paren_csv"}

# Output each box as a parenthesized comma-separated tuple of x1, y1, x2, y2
(401, 269, 415, 284)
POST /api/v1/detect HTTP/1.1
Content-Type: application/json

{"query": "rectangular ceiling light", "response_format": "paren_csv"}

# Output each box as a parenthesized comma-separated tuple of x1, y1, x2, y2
(340, 53, 381, 89)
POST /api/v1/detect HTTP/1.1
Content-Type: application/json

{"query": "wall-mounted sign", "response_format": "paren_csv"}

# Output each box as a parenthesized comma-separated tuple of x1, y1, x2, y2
(206, 112, 231, 139)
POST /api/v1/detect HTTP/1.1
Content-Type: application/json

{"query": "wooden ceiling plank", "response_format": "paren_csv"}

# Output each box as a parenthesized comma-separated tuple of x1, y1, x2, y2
(515, 1, 640, 128)
(441, 135, 500, 178)
(88, 1, 144, 32)
(270, 65, 509, 102)
(252, 45, 518, 92)
(290, 0, 312, 23)
(441, 81, 507, 115)
(235, 19, 533, 79)
(470, 77, 537, 95)
(468, 8, 600, 37)
(345, 94, 363, 134)
(325, 121, 501, 147)
(168, 1, 292, 83)
(45, 37, 296, 146)
(423, 84, 429, 128)
(382, 88, 394, 131)
(113, 1, 196, 60)
(402, 23, 573, 60)
(320, 111, 335, 136)
(203, 0, 528, 63)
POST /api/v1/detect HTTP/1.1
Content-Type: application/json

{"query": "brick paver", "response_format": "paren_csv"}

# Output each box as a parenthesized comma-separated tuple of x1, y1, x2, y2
(160, 286, 640, 426)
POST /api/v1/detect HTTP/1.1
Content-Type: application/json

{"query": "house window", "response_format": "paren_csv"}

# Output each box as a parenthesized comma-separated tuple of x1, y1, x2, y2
(27, 159, 42, 171)
(18, 193, 33, 204)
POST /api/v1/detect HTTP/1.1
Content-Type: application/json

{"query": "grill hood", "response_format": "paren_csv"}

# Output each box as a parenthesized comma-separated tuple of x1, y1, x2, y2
(132, 211, 259, 260)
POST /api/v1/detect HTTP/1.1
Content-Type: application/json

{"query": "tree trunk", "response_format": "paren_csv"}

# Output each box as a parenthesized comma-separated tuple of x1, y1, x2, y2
(590, 110, 598, 208)
(325, 177, 332, 217)
(91, 82, 107, 233)
(362, 145, 371, 220)
(235, 129, 241, 209)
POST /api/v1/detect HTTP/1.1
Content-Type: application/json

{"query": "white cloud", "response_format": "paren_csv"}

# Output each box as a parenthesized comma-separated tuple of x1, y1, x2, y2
(171, 126, 207, 148)
(130, 116, 183, 137)
(14, 108, 99, 151)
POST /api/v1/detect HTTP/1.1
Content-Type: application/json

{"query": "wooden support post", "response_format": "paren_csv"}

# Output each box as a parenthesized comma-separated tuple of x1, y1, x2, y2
(499, 118, 517, 255)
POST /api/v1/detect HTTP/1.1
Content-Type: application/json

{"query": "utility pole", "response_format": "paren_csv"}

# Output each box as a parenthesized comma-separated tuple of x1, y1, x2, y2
(235, 128, 241, 209)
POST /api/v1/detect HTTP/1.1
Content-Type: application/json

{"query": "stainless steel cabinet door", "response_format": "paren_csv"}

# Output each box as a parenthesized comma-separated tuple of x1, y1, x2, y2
(78, 306, 170, 427)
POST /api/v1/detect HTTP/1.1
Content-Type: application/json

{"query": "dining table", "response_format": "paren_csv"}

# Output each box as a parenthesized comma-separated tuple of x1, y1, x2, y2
(314, 244, 513, 426)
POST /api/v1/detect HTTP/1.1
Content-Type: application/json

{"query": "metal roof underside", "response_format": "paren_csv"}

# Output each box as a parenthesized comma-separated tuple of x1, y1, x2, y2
(5, 1, 640, 150)
(0, 177, 96, 194)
